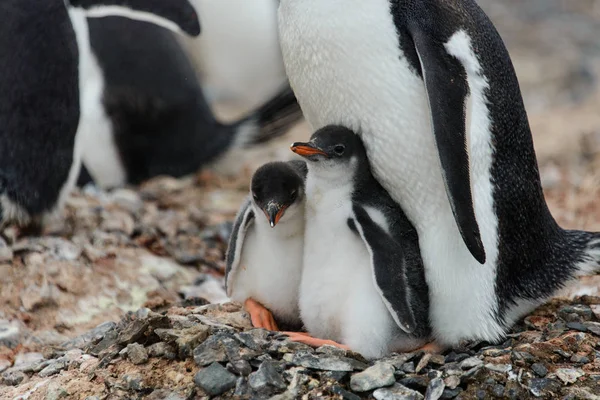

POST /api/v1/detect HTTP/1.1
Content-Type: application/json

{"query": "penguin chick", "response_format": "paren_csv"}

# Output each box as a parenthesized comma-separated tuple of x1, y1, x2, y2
(286, 125, 431, 360)
(225, 160, 308, 330)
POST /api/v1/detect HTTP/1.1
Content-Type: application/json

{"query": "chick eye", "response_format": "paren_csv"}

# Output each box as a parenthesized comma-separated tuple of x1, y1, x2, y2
(290, 190, 297, 200)
(334, 145, 345, 155)
(252, 193, 258, 201)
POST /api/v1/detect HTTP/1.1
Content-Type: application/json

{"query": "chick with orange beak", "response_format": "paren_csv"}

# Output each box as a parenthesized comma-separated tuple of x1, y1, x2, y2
(225, 160, 308, 331)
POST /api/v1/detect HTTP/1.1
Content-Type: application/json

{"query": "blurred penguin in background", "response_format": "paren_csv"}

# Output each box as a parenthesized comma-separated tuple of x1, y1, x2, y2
(0, 0, 200, 229)
(77, 11, 302, 189)
(179, 0, 287, 110)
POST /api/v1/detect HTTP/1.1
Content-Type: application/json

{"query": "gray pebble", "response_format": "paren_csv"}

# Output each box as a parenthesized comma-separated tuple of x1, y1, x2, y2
(229, 359, 253, 376)
(285, 351, 366, 371)
(2, 369, 26, 386)
(531, 363, 548, 377)
(566, 322, 588, 332)
(248, 360, 287, 394)
(193, 335, 227, 366)
(491, 384, 505, 398)
(350, 363, 395, 392)
(194, 362, 237, 396)
(126, 343, 148, 365)
(529, 378, 562, 397)
(0, 320, 21, 348)
(485, 363, 512, 374)
(440, 387, 463, 399)
(459, 357, 482, 370)
(425, 377, 445, 400)
(570, 354, 589, 364)
(147, 342, 177, 359)
(583, 321, 600, 336)
(373, 383, 425, 400)
(402, 361, 416, 373)
(38, 360, 67, 377)
(559, 305, 593, 321)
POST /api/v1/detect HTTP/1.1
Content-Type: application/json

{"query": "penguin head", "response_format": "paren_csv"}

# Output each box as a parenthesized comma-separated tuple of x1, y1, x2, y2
(290, 125, 366, 177)
(250, 162, 305, 228)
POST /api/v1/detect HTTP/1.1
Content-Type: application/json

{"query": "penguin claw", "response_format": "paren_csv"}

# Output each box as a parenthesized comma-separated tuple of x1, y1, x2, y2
(244, 298, 279, 331)
(281, 331, 350, 351)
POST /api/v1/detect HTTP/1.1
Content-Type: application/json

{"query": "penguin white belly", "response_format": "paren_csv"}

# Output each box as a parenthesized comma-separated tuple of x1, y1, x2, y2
(231, 221, 303, 325)
(69, 8, 127, 189)
(279, 0, 502, 344)
(300, 182, 406, 359)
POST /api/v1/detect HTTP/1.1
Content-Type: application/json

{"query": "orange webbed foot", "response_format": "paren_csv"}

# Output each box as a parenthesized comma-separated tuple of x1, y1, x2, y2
(281, 331, 350, 351)
(244, 298, 279, 331)
(414, 341, 446, 354)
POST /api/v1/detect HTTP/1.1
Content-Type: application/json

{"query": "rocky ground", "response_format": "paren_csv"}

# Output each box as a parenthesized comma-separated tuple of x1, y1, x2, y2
(1, 0, 600, 398)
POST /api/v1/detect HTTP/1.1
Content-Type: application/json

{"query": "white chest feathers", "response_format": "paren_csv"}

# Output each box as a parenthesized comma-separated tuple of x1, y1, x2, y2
(299, 173, 423, 359)
(229, 203, 305, 325)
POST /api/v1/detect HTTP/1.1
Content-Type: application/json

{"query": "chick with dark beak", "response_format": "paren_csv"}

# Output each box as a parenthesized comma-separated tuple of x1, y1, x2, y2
(263, 203, 288, 228)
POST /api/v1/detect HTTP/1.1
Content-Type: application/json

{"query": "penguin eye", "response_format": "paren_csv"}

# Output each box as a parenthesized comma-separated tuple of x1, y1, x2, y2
(290, 190, 297, 201)
(252, 192, 259, 201)
(333, 145, 345, 155)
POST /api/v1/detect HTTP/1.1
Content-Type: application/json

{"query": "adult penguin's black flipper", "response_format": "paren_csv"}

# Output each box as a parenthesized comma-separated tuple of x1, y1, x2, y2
(351, 205, 416, 334)
(409, 22, 486, 265)
(66, 0, 201, 36)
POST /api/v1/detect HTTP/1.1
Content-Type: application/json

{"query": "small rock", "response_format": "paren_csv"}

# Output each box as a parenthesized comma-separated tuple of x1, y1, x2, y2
(555, 368, 584, 384)
(350, 363, 395, 392)
(61, 321, 117, 350)
(123, 374, 144, 391)
(193, 334, 227, 366)
(373, 383, 425, 400)
(0, 238, 13, 262)
(229, 359, 252, 376)
(38, 360, 67, 377)
(248, 360, 287, 395)
(402, 361, 416, 373)
(425, 377, 445, 400)
(444, 376, 460, 390)
(399, 375, 430, 390)
(531, 363, 548, 377)
(317, 345, 348, 357)
(559, 305, 593, 321)
(286, 351, 366, 371)
(566, 322, 588, 332)
(322, 370, 348, 381)
(126, 343, 149, 365)
(416, 353, 432, 373)
(381, 353, 416, 369)
(491, 384, 505, 398)
(0, 320, 21, 348)
(194, 362, 237, 396)
(440, 388, 463, 399)
(529, 378, 562, 397)
(332, 385, 362, 400)
(570, 354, 589, 364)
(2, 369, 26, 385)
(444, 353, 469, 364)
(459, 357, 483, 370)
(583, 321, 600, 336)
(147, 342, 177, 359)
(511, 351, 535, 365)
(146, 390, 185, 400)
(485, 363, 512, 374)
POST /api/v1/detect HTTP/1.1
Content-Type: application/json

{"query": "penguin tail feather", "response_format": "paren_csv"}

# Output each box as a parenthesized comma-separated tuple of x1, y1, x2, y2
(230, 84, 303, 148)
(574, 231, 600, 276)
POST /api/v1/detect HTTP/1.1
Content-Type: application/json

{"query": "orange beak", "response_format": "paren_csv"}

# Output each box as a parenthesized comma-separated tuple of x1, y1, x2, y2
(290, 142, 328, 158)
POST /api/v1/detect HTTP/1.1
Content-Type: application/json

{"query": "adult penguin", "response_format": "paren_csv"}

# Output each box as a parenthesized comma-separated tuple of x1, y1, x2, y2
(0, 0, 199, 228)
(277, 0, 600, 348)
(76, 15, 301, 188)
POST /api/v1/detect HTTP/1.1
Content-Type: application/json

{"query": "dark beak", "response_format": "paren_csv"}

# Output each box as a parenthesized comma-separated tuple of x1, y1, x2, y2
(264, 203, 288, 228)
(290, 141, 328, 158)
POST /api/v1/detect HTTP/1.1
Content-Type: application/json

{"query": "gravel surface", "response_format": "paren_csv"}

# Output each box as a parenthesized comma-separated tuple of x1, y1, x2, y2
(1, 0, 600, 398)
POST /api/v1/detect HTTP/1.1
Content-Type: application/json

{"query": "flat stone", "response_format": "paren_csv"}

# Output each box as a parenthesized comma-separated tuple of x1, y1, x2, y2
(566, 322, 588, 332)
(126, 343, 148, 365)
(61, 322, 116, 350)
(583, 321, 600, 336)
(2, 369, 26, 385)
(440, 388, 463, 399)
(459, 357, 483, 370)
(193, 334, 228, 366)
(38, 359, 67, 377)
(285, 351, 366, 371)
(531, 363, 548, 377)
(350, 363, 395, 392)
(332, 385, 362, 400)
(147, 342, 177, 359)
(373, 383, 425, 400)
(444, 376, 460, 390)
(529, 378, 562, 397)
(248, 360, 287, 395)
(425, 377, 445, 400)
(570, 354, 590, 364)
(444, 353, 469, 364)
(559, 305, 593, 321)
(555, 368, 584, 384)
(485, 363, 512, 374)
(12, 352, 44, 372)
(194, 362, 237, 396)
(317, 345, 348, 357)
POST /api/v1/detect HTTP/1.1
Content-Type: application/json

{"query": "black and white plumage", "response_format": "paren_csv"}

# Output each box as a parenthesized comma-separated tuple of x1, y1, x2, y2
(225, 160, 308, 329)
(290, 126, 430, 359)
(278, 0, 600, 347)
(77, 15, 303, 188)
(0, 0, 199, 228)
